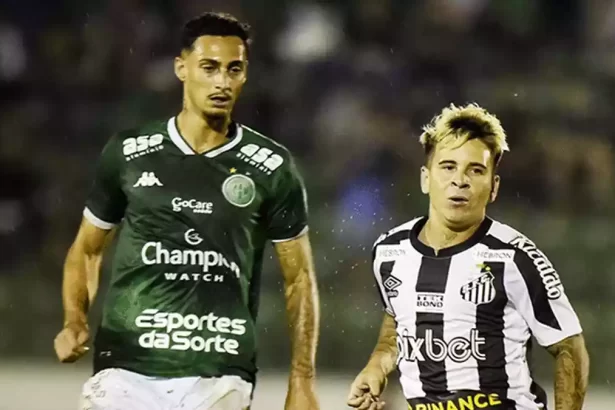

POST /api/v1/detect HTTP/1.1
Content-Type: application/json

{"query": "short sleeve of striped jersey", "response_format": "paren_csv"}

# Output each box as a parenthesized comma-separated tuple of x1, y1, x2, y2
(506, 235, 583, 347)
(83, 136, 127, 229)
(371, 233, 395, 316)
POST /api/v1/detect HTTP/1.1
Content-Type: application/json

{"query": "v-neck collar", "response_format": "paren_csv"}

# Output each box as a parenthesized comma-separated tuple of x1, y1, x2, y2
(409, 216, 493, 258)
(166, 116, 243, 158)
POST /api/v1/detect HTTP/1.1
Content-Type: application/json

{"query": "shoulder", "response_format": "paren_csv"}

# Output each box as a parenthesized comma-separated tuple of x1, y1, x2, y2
(484, 218, 546, 254)
(105, 121, 168, 150)
(102, 120, 168, 160)
(236, 123, 301, 179)
(373, 217, 422, 248)
(238, 124, 295, 160)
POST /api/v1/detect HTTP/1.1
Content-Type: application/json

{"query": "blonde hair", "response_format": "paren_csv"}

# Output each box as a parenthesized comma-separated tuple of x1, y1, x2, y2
(419, 103, 509, 167)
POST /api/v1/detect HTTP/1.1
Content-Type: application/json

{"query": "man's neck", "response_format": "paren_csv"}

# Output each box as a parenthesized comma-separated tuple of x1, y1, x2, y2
(176, 109, 231, 154)
(419, 211, 484, 255)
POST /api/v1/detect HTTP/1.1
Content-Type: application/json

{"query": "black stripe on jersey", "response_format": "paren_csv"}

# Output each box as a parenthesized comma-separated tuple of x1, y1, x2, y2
(415, 256, 451, 395)
(485, 235, 561, 330)
(372, 230, 410, 315)
(484, 235, 549, 409)
(376, 229, 411, 247)
(513, 250, 562, 331)
(473, 258, 509, 396)
(377, 261, 396, 313)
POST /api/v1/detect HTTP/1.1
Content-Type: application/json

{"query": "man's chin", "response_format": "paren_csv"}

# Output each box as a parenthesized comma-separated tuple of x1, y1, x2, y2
(202, 107, 231, 118)
(442, 210, 481, 231)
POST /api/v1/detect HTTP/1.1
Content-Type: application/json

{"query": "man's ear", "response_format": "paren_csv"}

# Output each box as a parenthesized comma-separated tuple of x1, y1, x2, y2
(490, 175, 501, 203)
(420, 166, 429, 195)
(174, 56, 186, 82)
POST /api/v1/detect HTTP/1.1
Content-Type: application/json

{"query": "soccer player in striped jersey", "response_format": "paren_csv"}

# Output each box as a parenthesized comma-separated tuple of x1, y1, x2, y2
(347, 104, 589, 410)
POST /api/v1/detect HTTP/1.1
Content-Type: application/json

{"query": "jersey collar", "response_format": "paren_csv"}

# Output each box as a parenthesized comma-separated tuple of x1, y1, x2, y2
(409, 216, 493, 258)
(166, 116, 243, 158)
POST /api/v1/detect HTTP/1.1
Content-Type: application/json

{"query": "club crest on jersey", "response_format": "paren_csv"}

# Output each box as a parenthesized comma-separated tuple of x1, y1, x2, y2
(222, 174, 256, 208)
(460, 267, 496, 306)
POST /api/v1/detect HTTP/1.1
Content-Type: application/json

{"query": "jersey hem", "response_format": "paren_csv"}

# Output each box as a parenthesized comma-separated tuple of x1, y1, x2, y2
(83, 207, 117, 230)
(270, 225, 309, 243)
(536, 327, 583, 348)
(93, 363, 256, 385)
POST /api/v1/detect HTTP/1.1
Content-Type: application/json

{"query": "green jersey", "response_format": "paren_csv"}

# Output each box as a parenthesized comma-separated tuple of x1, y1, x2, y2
(84, 117, 308, 383)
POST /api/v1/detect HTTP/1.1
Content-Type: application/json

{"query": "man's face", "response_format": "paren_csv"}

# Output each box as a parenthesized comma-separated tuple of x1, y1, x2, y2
(421, 138, 500, 229)
(174, 35, 248, 118)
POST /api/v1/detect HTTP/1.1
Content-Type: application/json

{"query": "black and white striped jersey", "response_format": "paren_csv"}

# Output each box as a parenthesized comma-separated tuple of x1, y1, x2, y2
(372, 216, 582, 410)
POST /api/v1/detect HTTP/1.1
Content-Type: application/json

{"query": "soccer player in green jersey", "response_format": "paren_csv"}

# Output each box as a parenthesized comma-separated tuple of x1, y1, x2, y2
(53, 12, 320, 410)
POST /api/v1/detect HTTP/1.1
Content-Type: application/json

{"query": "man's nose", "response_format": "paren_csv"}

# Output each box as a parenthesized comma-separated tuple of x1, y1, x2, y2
(213, 71, 231, 89)
(451, 171, 470, 188)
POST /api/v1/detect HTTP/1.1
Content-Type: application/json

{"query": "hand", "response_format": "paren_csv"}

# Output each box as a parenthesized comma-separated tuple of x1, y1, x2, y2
(347, 365, 387, 409)
(285, 375, 320, 410)
(54, 321, 90, 363)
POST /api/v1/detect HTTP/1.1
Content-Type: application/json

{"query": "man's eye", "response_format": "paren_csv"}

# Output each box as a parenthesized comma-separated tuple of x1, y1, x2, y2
(202, 66, 215, 72)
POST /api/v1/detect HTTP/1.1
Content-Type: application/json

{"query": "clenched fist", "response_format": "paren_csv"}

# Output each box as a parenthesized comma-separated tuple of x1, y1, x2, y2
(347, 365, 388, 410)
(54, 322, 90, 363)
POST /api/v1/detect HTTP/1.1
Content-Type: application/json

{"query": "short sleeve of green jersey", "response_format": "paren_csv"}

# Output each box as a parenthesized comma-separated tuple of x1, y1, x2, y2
(83, 136, 127, 229)
(264, 155, 309, 242)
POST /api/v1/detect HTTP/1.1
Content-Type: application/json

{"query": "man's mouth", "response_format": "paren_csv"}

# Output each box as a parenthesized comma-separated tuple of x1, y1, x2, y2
(448, 196, 469, 204)
(209, 94, 232, 103)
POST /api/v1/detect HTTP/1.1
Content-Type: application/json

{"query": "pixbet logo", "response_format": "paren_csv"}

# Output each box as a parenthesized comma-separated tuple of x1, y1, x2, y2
(398, 328, 486, 363)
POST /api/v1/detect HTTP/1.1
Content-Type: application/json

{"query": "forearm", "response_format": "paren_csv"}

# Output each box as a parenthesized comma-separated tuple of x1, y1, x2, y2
(367, 313, 398, 376)
(550, 335, 589, 410)
(62, 245, 92, 326)
(284, 267, 319, 378)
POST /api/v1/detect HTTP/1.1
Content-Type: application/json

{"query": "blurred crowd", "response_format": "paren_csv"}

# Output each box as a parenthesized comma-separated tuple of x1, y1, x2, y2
(1, 0, 615, 382)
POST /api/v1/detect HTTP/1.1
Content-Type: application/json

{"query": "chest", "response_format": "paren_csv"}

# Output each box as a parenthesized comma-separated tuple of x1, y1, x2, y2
(380, 248, 511, 324)
(120, 153, 269, 229)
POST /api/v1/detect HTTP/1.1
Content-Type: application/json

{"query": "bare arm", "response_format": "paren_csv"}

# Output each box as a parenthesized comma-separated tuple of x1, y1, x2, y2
(63, 217, 115, 326)
(366, 313, 398, 376)
(274, 233, 320, 379)
(546, 334, 590, 410)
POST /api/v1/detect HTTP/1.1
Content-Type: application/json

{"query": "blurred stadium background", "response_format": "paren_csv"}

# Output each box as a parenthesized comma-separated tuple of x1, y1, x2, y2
(1, 0, 615, 408)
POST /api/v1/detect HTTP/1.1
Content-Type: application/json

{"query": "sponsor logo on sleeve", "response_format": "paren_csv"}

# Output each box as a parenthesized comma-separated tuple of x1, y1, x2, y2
(510, 235, 563, 300)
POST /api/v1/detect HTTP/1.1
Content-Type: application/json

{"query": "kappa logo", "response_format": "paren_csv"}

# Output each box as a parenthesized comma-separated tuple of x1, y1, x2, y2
(236, 143, 284, 175)
(123, 134, 164, 161)
(460, 269, 496, 306)
(134, 172, 163, 187)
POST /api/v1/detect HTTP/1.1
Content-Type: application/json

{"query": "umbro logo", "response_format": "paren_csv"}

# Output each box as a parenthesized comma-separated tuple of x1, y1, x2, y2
(134, 172, 163, 187)
(383, 275, 402, 298)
